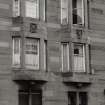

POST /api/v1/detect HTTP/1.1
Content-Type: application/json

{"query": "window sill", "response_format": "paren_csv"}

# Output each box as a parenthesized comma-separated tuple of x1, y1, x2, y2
(72, 24, 85, 29)
(61, 72, 73, 77)
(63, 72, 91, 84)
(12, 65, 21, 69)
(60, 24, 70, 28)
(60, 71, 88, 77)
(12, 69, 49, 82)
(73, 71, 87, 74)
(24, 17, 40, 22)
(12, 16, 23, 24)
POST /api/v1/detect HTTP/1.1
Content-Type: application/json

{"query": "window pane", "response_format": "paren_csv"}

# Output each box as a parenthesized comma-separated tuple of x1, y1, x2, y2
(19, 92, 29, 105)
(25, 0, 39, 18)
(74, 48, 79, 55)
(74, 44, 83, 56)
(14, 39, 20, 54)
(73, 44, 85, 72)
(43, 0, 46, 21)
(72, 0, 84, 25)
(79, 92, 87, 105)
(25, 38, 39, 69)
(13, 37, 20, 66)
(68, 92, 77, 105)
(19, 89, 42, 105)
(77, 8, 83, 24)
(13, 0, 20, 17)
(31, 92, 42, 105)
(73, 0, 77, 9)
(61, 43, 69, 71)
(61, 0, 68, 24)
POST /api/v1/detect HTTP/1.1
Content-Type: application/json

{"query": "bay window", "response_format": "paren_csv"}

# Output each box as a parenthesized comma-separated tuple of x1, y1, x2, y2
(61, 0, 68, 24)
(12, 37, 21, 66)
(72, 0, 84, 25)
(73, 43, 85, 72)
(25, 0, 39, 18)
(25, 38, 39, 69)
(61, 42, 69, 72)
(12, 37, 47, 70)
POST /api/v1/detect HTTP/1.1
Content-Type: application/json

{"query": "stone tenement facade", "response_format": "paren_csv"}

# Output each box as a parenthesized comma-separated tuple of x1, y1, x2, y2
(0, 0, 105, 105)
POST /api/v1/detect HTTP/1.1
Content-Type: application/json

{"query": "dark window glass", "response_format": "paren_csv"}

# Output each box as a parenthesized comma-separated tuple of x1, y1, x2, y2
(68, 92, 88, 105)
(19, 92, 29, 105)
(19, 90, 42, 105)
(79, 92, 87, 105)
(31, 92, 42, 105)
(74, 48, 79, 54)
(72, 0, 84, 25)
(68, 92, 77, 105)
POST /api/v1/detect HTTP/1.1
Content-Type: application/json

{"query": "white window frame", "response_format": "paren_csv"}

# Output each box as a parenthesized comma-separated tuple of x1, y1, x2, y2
(12, 37, 21, 66)
(61, 42, 69, 72)
(72, 0, 84, 25)
(61, 0, 68, 24)
(25, 38, 39, 70)
(73, 43, 85, 72)
(25, 0, 39, 19)
(13, 0, 20, 17)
